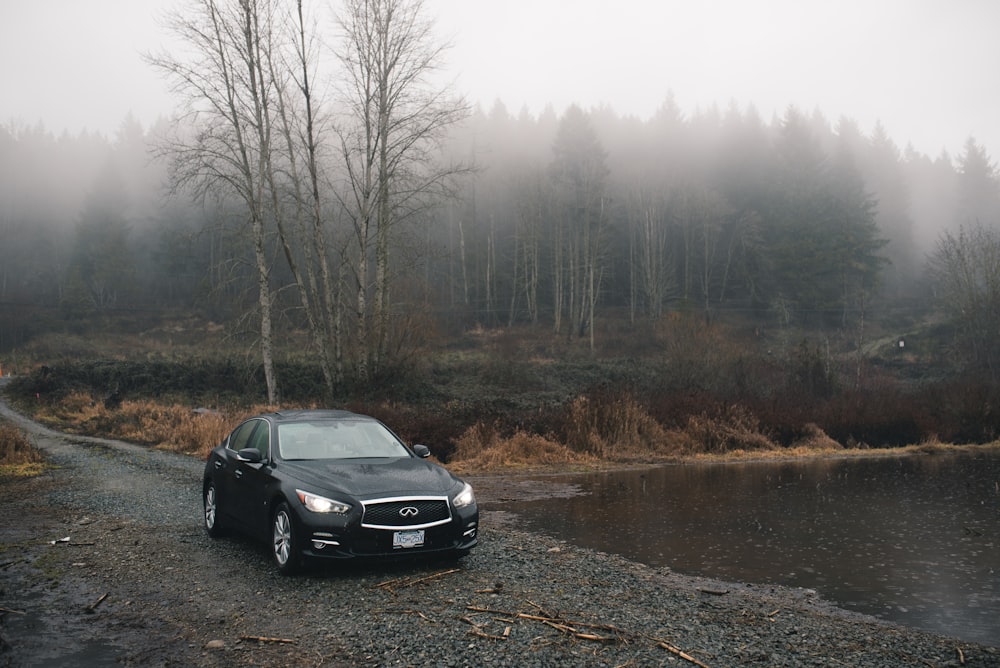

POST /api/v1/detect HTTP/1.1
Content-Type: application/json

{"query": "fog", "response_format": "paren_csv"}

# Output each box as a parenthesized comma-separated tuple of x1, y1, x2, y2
(2, 0, 999, 160)
(2, 0, 1000, 360)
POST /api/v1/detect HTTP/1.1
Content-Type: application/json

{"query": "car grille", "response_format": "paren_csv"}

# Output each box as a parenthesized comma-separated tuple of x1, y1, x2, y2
(361, 497, 451, 529)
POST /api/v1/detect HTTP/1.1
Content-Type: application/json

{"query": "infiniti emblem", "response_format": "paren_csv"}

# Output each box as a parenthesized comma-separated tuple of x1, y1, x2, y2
(399, 506, 419, 518)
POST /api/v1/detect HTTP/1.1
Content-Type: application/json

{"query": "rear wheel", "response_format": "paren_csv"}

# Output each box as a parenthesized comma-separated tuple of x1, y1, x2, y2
(203, 481, 226, 538)
(272, 502, 302, 575)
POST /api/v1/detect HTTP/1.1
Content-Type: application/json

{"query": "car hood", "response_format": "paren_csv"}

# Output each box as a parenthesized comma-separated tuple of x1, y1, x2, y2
(278, 457, 461, 499)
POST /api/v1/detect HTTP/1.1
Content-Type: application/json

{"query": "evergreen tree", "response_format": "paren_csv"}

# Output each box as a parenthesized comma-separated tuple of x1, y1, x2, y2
(955, 137, 1000, 227)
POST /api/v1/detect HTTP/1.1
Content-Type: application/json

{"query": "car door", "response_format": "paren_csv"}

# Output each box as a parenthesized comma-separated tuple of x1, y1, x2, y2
(229, 419, 275, 539)
(209, 419, 262, 528)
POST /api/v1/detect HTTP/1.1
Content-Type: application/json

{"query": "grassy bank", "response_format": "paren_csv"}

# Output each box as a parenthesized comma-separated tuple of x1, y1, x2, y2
(3, 390, 996, 480)
(3, 311, 998, 471)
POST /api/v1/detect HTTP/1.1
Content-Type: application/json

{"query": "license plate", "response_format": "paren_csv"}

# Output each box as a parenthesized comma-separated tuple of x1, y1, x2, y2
(393, 529, 425, 549)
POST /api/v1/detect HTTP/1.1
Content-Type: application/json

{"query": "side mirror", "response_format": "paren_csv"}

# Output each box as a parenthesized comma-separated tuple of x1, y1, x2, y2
(412, 444, 431, 459)
(237, 448, 263, 463)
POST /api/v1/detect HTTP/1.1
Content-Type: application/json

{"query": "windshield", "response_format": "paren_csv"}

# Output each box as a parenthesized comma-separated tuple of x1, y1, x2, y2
(277, 420, 411, 460)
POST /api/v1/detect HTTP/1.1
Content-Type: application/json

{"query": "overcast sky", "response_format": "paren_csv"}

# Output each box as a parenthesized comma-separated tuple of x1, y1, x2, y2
(2, 0, 998, 162)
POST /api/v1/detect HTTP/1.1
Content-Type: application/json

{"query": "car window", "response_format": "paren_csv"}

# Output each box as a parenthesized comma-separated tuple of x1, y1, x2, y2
(247, 421, 269, 460)
(278, 420, 410, 460)
(228, 420, 259, 452)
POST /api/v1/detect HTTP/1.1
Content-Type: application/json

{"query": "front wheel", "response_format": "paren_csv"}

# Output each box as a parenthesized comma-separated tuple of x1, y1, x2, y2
(272, 502, 302, 575)
(204, 481, 226, 538)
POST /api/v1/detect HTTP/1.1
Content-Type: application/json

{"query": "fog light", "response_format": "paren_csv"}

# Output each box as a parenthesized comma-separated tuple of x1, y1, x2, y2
(310, 533, 340, 550)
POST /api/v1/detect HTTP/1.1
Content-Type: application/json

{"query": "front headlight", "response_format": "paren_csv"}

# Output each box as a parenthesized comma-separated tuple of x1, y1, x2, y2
(452, 482, 476, 509)
(296, 489, 351, 514)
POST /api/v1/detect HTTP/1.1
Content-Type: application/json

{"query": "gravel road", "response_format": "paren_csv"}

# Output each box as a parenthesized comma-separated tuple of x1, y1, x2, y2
(1, 389, 997, 667)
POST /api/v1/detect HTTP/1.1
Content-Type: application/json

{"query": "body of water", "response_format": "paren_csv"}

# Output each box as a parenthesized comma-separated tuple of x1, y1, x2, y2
(498, 451, 1000, 646)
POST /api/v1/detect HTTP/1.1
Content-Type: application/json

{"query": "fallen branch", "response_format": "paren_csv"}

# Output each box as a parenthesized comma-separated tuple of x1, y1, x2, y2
(240, 635, 296, 644)
(575, 631, 617, 644)
(376, 568, 460, 592)
(526, 599, 557, 618)
(468, 627, 508, 641)
(85, 592, 109, 613)
(475, 584, 503, 594)
(542, 620, 579, 634)
(655, 638, 711, 668)
(467, 604, 705, 663)
(0, 607, 26, 615)
(461, 614, 508, 641)
(697, 587, 729, 596)
(469, 606, 624, 635)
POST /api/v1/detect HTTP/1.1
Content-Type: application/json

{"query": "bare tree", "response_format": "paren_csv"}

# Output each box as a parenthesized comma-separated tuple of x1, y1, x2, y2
(625, 186, 674, 321)
(511, 170, 546, 325)
(264, 0, 343, 393)
(151, 0, 358, 400)
(333, 0, 469, 378)
(929, 223, 1000, 380)
(148, 0, 289, 402)
(550, 105, 609, 349)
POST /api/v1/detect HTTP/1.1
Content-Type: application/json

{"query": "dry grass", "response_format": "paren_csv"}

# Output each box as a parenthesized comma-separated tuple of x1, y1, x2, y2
(561, 394, 679, 459)
(17, 390, 1000, 475)
(790, 422, 844, 451)
(33, 390, 270, 459)
(0, 421, 47, 477)
(448, 422, 600, 474)
(673, 404, 777, 454)
(689, 439, 1000, 465)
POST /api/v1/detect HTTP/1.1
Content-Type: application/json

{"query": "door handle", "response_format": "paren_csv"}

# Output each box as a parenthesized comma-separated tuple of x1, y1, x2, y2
(214, 460, 224, 469)
(234, 470, 243, 479)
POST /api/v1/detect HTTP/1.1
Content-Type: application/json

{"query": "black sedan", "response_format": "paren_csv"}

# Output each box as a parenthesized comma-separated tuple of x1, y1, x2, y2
(202, 409, 478, 574)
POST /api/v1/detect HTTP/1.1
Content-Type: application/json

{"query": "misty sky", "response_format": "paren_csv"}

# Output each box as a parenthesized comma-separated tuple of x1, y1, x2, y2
(2, 0, 998, 161)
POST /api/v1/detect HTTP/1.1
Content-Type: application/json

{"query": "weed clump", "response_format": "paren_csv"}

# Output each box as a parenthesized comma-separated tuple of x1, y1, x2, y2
(0, 421, 47, 477)
(676, 404, 776, 454)
(559, 392, 677, 459)
(449, 422, 598, 473)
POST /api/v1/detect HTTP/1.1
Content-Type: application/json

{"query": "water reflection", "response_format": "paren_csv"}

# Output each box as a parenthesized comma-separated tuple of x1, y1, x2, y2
(498, 452, 1000, 646)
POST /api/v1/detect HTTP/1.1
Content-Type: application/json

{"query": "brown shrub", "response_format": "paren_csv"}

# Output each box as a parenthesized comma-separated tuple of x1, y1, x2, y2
(115, 401, 268, 458)
(561, 393, 677, 459)
(448, 422, 598, 473)
(680, 404, 776, 453)
(31, 391, 265, 459)
(790, 422, 842, 451)
(0, 421, 46, 476)
(35, 390, 104, 428)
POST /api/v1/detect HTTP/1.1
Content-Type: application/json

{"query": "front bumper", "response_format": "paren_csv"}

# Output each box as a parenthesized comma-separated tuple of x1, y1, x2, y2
(299, 505, 479, 561)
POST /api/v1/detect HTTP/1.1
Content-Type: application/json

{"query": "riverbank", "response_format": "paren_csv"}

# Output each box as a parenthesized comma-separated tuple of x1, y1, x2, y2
(3, 472, 998, 667)
(2, 395, 998, 666)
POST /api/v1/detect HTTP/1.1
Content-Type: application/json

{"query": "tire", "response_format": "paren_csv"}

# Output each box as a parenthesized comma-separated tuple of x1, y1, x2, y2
(203, 480, 226, 538)
(271, 502, 302, 575)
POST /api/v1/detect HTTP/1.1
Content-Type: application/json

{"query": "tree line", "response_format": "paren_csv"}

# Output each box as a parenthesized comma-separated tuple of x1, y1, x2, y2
(2, 0, 1000, 396)
(440, 99, 999, 330)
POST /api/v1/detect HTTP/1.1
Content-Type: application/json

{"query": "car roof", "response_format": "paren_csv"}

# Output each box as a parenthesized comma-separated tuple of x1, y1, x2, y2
(264, 409, 374, 423)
